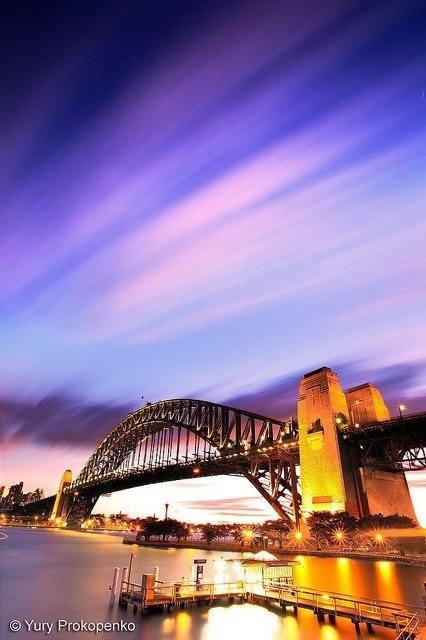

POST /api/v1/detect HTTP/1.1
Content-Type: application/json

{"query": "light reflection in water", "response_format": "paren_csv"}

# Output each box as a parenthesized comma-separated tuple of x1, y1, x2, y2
(175, 611, 192, 637)
(2, 529, 424, 640)
(161, 617, 176, 635)
(320, 625, 340, 640)
(203, 604, 284, 640)
(375, 561, 402, 603)
(282, 614, 301, 640)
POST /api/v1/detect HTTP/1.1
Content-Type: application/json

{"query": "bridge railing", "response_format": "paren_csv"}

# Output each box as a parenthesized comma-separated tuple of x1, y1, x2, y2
(342, 411, 426, 434)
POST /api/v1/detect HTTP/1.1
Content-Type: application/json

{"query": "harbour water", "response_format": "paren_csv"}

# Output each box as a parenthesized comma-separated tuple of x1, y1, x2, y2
(1, 527, 424, 640)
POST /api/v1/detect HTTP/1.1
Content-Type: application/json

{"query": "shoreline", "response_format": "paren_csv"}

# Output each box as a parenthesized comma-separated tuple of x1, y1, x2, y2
(123, 537, 426, 568)
(4, 525, 425, 568)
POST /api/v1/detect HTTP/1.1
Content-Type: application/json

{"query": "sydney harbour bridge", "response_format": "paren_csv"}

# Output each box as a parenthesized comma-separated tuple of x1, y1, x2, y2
(18, 367, 426, 528)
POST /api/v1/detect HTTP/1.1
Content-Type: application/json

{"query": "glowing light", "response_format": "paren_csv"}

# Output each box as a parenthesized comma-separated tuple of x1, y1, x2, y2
(398, 403, 407, 419)
(375, 532, 384, 543)
(294, 530, 303, 541)
(161, 619, 175, 634)
(320, 625, 340, 640)
(232, 561, 242, 576)
(214, 558, 228, 584)
(175, 611, 192, 636)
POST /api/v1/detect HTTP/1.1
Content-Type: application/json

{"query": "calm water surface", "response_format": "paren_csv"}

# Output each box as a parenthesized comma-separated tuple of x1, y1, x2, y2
(1, 528, 424, 640)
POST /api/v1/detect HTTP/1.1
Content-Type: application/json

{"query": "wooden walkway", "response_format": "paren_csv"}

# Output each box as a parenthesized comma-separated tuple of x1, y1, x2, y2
(119, 579, 425, 639)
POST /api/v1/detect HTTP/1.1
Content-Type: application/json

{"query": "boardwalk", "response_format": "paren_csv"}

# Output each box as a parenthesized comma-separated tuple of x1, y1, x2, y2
(119, 579, 426, 639)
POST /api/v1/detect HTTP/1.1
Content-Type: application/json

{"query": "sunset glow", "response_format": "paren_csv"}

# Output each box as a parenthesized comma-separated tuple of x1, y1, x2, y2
(1, 0, 425, 524)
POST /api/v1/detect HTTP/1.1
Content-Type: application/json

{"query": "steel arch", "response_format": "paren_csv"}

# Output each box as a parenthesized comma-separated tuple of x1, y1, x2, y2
(66, 399, 300, 526)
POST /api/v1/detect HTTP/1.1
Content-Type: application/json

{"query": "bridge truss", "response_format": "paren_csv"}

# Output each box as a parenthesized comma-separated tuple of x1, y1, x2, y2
(65, 399, 300, 527)
(341, 413, 426, 471)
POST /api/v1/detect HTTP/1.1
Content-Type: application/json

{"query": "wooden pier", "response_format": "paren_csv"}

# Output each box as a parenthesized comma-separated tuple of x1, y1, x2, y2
(119, 579, 425, 639)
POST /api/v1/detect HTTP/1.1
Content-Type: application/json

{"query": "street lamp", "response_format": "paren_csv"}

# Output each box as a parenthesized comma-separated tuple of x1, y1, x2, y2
(242, 529, 254, 547)
(335, 530, 344, 548)
(398, 404, 406, 420)
(350, 400, 361, 426)
(374, 532, 385, 547)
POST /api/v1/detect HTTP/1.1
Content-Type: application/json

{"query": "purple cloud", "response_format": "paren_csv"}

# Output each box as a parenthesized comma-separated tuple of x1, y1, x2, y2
(226, 360, 426, 419)
(0, 393, 132, 449)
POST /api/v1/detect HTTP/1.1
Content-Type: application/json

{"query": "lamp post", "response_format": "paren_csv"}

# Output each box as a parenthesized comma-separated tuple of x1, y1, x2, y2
(335, 531, 344, 550)
(350, 400, 361, 426)
(398, 403, 406, 420)
(242, 529, 254, 548)
(294, 530, 303, 544)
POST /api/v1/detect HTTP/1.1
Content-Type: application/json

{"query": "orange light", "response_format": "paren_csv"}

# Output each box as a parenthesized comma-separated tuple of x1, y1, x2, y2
(294, 530, 303, 541)
(375, 533, 383, 543)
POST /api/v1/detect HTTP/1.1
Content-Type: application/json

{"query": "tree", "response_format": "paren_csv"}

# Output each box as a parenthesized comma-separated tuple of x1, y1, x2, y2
(201, 524, 217, 545)
(260, 519, 291, 548)
(357, 513, 415, 530)
(306, 511, 357, 547)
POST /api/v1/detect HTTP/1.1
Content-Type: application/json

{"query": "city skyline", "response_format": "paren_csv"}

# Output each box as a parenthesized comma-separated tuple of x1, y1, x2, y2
(1, 0, 425, 524)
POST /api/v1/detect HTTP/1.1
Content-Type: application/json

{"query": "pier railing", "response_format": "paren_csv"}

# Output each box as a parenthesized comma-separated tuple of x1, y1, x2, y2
(395, 612, 421, 640)
(122, 579, 245, 607)
(259, 582, 425, 624)
(120, 578, 425, 637)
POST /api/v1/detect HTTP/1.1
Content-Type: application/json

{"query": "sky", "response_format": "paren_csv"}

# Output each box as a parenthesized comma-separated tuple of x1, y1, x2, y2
(1, 0, 425, 525)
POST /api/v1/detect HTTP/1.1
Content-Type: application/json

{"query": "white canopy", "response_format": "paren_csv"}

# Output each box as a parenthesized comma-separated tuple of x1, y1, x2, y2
(251, 550, 279, 561)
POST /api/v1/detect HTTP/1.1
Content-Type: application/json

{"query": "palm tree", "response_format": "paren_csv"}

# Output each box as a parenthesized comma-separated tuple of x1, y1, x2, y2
(201, 524, 217, 545)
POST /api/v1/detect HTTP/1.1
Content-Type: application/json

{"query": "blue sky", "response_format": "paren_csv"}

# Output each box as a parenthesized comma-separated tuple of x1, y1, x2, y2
(1, 0, 425, 523)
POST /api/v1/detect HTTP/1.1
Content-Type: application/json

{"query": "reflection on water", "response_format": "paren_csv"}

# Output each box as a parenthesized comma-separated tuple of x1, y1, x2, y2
(1, 528, 424, 640)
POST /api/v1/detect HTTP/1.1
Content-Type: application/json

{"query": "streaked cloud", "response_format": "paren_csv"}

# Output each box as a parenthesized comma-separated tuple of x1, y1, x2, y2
(0, 393, 131, 449)
(1, 0, 425, 522)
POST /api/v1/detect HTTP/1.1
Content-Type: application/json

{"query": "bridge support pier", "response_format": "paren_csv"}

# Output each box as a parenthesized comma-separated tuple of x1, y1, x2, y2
(64, 492, 99, 528)
(297, 366, 417, 520)
(50, 469, 72, 522)
(298, 367, 357, 518)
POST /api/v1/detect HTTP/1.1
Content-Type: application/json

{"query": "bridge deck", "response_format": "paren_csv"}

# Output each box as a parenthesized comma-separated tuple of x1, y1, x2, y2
(120, 580, 425, 638)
